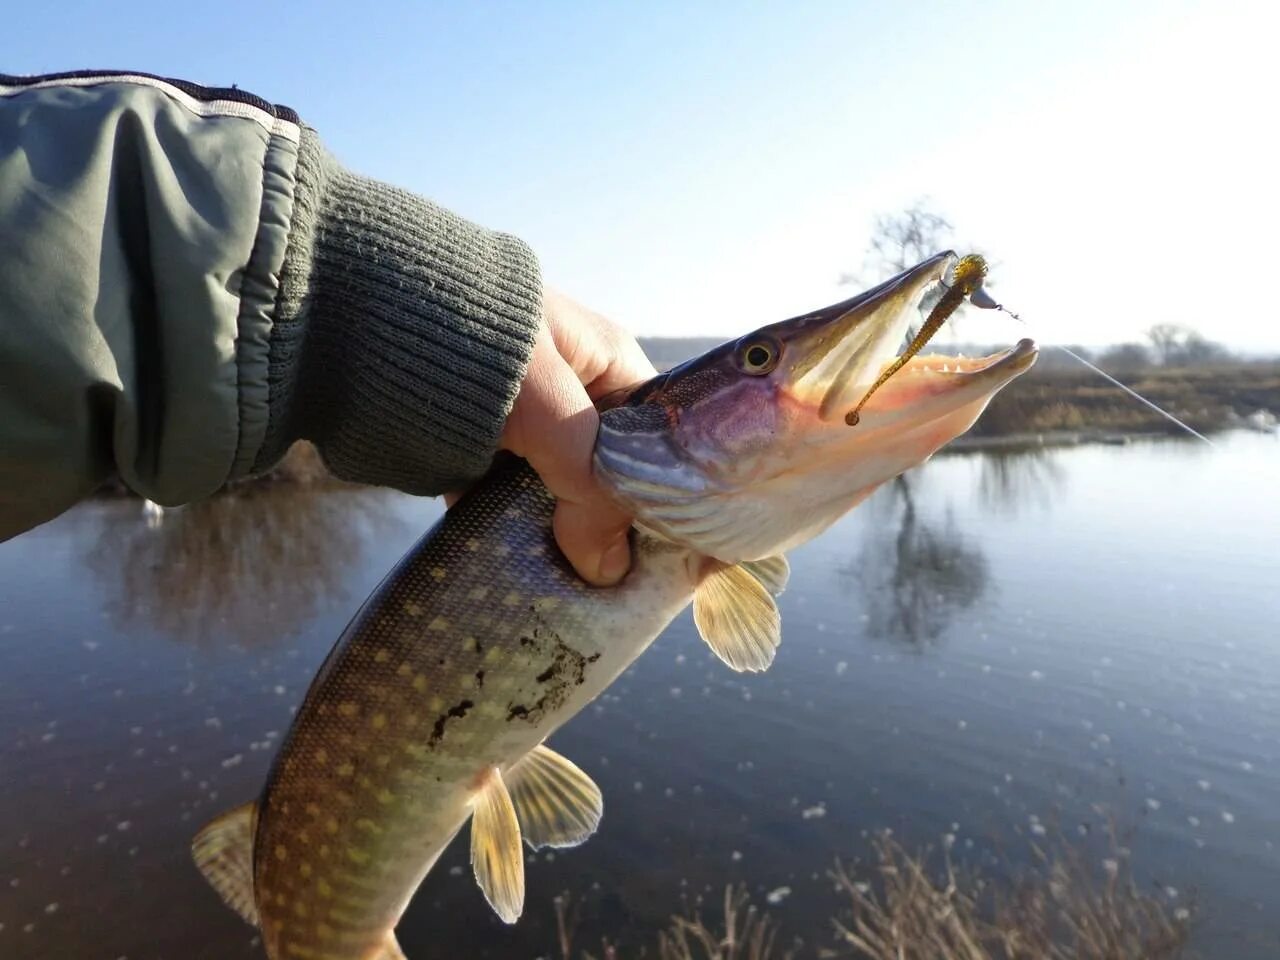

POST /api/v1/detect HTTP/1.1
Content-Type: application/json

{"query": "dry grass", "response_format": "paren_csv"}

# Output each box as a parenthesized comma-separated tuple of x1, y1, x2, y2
(554, 831, 1193, 960)
(824, 833, 1192, 960)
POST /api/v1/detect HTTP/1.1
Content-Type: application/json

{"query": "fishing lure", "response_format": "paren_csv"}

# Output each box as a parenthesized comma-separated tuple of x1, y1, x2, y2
(846, 254, 991, 426)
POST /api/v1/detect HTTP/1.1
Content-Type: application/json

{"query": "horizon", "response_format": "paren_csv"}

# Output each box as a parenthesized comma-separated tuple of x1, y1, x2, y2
(5, 1, 1275, 351)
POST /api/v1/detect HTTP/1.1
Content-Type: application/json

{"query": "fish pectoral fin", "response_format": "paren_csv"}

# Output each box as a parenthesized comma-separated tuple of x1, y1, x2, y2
(191, 801, 259, 927)
(507, 744, 603, 850)
(370, 931, 408, 960)
(693, 562, 782, 673)
(470, 765, 525, 924)
(740, 554, 790, 597)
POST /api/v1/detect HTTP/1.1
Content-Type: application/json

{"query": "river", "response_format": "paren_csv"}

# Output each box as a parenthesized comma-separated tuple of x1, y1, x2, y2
(1, 431, 1277, 958)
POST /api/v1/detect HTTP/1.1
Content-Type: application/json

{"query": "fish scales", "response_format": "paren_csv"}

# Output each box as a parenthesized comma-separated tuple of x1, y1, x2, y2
(253, 455, 696, 959)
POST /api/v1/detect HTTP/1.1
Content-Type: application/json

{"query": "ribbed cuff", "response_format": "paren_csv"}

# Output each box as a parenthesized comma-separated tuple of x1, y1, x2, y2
(256, 128, 542, 494)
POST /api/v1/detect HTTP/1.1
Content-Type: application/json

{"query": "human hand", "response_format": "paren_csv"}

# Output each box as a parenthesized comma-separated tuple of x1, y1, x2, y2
(492, 288, 656, 586)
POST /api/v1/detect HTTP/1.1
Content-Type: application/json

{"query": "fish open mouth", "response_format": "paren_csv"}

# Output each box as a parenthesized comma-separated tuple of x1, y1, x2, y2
(766, 253, 1038, 421)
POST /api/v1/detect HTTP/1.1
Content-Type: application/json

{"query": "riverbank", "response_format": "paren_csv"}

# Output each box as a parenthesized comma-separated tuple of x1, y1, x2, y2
(967, 361, 1280, 440)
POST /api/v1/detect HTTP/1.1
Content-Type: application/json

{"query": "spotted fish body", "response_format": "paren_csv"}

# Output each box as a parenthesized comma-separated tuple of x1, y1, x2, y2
(209, 456, 699, 959)
(193, 253, 1039, 959)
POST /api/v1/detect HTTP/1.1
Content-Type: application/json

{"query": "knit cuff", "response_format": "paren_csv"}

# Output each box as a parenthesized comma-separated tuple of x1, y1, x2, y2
(257, 128, 542, 494)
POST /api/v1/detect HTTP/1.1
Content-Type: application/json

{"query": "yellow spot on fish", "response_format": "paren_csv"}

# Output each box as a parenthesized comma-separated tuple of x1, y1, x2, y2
(336, 762, 354, 778)
(316, 921, 335, 938)
(534, 596, 561, 612)
(428, 616, 449, 632)
(396, 661, 412, 677)
(403, 743, 428, 760)
(413, 675, 428, 693)
(275, 845, 288, 861)
(371, 713, 387, 730)
(462, 636, 479, 653)
(502, 591, 521, 606)
(275, 893, 287, 907)
(328, 904, 360, 924)
(299, 862, 313, 878)
(317, 879, 334, 897)
(319, 844, 331, 859)
(494, 544, 511, 558)
(314, 748, 328, 764)
(427, 694, 443, 712)
(305, 803, 320, 817)
(355, 818, 382, 835)
(484, 646, 503, 664)
(345, 847, 370, 865)
(325, 819, 339, 835)
(338, 702, 359, 718)
(466, 538, 480, 551)
(467, 586, 489, 601)
(404, 601, 423, 617)
(431, 566, 447, 580)
(375, 753, 391, 767)
(293, 900, 309, 918)
(375, 788, 396, 805)
(373, 649, 390, 664)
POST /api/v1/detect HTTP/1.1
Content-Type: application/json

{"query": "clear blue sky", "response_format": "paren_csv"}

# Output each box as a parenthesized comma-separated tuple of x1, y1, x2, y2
(5, 1, 1276, 351)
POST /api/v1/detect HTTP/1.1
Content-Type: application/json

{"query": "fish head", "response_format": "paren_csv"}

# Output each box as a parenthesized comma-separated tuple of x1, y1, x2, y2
(594, 252, 1038, 563)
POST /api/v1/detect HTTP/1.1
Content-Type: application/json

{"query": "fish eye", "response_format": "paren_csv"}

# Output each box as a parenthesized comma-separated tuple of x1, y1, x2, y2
(740, 339, 779, 375)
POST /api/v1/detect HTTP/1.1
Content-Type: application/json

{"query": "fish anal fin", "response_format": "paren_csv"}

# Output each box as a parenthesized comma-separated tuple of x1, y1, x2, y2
(693, 561, 781, 672)
(470, 766, 525, 924)
(368, 931, 408, 960)
(740, 554, 790, 597)
(192, 801, 259, 927)
(507, 744, 603, 850)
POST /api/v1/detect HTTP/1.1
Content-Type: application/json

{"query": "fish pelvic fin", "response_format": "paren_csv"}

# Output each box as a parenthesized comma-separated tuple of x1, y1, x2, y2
(740, 554, 790, 597)
(192, 801, 259, 927)
(470, 765, 525, 924)
(693, 560, 783, 672)
(507, 744, 603, 850)
(369, 931, 408, 960)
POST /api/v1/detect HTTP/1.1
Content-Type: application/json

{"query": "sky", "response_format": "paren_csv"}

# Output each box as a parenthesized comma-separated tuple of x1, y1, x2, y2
(5, 1, 1278, 351)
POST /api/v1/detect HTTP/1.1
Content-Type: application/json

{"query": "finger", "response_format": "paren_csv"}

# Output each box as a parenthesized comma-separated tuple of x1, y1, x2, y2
(503, 330, 634, 586)
(542, 288, 657, 400)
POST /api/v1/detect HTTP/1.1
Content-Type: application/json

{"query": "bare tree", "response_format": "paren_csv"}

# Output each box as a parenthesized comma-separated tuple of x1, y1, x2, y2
(841, 201, 956, 287)
(1146, 323, 1232, 366)
(1146, 323, 1187, 365)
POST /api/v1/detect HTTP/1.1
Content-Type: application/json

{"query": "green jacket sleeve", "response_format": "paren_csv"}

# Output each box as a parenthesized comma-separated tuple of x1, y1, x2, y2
(0, 71, 542, 541)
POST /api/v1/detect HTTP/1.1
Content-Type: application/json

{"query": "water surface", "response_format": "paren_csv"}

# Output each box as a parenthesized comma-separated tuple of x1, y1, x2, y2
(1, 432, 1277, 958)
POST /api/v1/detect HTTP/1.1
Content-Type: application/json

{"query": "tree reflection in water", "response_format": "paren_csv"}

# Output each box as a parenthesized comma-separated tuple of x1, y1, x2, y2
(974, 445, 1067, 516)
(844, 475, 989, 646)
(83, 486, 404, 648)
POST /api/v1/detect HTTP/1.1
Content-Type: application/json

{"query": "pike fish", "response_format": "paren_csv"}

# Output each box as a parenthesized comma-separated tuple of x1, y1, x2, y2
(193, 252, 1038, 960)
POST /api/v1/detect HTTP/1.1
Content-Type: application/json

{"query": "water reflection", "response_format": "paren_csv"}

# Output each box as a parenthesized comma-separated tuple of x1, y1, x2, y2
(843, 476, 989, 645)
(975, 446, 1067, 515)
(82, 487, 402, 648)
